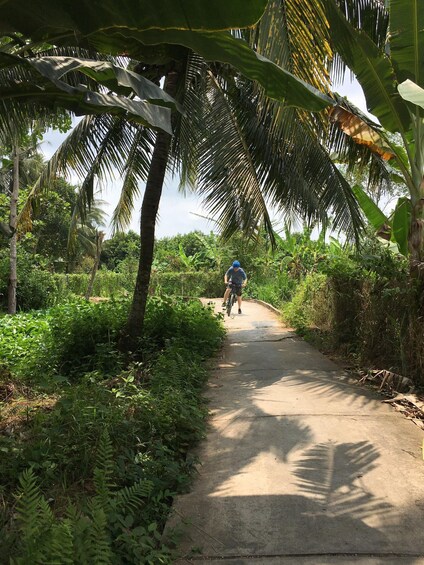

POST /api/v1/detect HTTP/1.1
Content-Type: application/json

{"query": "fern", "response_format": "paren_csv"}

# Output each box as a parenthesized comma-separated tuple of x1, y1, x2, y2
(93, 429, 115, 513)
(15, 468, 43, 546)
(10, 431, 157, 564)
(86, 498, 113, 565)
(113, 480, 153, 513)
(43, 521, 74, 565)
(13, 468, 57, 564)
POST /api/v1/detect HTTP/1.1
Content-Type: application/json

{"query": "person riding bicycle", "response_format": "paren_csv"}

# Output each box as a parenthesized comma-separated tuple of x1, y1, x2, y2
(222, 260, 247, 315)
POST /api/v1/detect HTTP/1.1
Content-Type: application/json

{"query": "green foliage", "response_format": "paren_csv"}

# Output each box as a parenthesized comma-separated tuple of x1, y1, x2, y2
(0, 248, 71, 311)
(280, 236, 423, 381)
(46, 300, 128, 377)
(0, 309, 51, 377)
(27, 178, 78, 265)
(150, 270, 223, 298)
(100, 230, 140, 271)
(8, 431, 165, 564)
(283, 273, 329, 330)
(0, 298, 224, 562)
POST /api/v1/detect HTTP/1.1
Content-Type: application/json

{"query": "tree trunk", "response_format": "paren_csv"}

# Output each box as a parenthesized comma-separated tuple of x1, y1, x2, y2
(8, 146, 19, 315)
(126, 69, 179, 347)
(85, 231, 105, 300)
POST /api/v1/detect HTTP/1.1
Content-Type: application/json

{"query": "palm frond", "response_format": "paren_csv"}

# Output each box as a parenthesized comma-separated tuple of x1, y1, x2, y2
(253, 0, 333, 92)
(20, 114, 145, 227)
(195, 71, 275, 241)
(111, 125, 155, 233)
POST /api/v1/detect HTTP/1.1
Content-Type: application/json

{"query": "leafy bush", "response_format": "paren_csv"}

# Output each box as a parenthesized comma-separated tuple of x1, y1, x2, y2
(150, 271, 223, 298)
(46, 299, 129, 377)
(282, 273, 329, 331)
(0, 249, 71, 311)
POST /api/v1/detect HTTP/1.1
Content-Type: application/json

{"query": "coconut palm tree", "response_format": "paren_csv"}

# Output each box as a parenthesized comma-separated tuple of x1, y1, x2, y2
(0, 0, 392, 345)
(31, 50, 372, 346)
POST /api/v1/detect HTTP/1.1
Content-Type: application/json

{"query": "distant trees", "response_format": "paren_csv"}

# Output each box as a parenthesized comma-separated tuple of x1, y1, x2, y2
(0, 135, 44, 313)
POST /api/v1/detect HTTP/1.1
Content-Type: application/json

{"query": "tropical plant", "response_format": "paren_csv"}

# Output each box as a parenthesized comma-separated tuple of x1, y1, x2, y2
(0, 136, 46, 313)
(319, 0, 424, 273)
(6, 2, 379, 345)
(67, 197, 107, 298)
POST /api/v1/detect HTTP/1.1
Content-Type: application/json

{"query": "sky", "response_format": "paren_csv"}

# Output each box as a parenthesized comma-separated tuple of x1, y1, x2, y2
(41, 76, 373, 240)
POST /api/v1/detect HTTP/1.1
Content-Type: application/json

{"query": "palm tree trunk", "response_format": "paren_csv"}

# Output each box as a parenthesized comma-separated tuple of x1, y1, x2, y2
(126, 69, 179, 346)
(8, 146, 19, 315)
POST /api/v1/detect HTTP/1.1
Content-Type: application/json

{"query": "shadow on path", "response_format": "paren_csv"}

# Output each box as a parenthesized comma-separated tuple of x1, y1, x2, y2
(166, 300, 424, 562)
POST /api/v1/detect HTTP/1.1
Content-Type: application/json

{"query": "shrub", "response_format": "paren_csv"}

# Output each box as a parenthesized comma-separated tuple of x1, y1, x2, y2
(282, 273, 329, 331)
(150, 271, 223, 298)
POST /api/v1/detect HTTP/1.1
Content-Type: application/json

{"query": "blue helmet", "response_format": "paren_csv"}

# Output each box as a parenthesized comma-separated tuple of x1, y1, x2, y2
(232, 260, 241, 268)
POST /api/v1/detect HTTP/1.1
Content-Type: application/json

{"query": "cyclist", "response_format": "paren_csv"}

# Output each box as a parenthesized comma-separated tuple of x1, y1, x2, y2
(222, 260, 247, 315)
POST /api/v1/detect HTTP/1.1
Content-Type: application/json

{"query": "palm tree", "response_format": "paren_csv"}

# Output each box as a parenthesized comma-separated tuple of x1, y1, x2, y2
(67, 199, 107, 300)
(32, 51, 371, 347)
(0, 0, 389, 344)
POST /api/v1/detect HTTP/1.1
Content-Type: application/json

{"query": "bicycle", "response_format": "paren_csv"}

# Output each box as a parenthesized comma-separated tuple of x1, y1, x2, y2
(226, 282, 241, 317)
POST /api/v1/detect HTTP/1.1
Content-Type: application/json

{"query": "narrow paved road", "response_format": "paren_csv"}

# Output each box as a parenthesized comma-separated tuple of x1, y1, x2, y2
(165, 300, 424, 564)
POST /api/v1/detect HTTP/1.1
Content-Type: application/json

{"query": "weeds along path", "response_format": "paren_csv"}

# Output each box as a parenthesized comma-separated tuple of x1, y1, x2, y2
(165, 298, 424, 564)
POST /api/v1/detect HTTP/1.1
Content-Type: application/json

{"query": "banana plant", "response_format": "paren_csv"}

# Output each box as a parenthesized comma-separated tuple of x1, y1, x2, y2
(0, 0, 333, 117)
(352, 183, 411, 256)
(320, 0, 424, 270)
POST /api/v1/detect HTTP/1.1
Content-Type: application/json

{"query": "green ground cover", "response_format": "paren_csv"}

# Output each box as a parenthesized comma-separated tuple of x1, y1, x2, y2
(0, 297, 224, 563)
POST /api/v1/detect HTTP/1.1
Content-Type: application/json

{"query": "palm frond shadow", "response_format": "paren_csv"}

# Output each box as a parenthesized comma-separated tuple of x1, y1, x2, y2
(294, 441, 391, 520)
(283, 370, 379, 409)
(203, 413, 315, 496)
(271, 417, 314, 463)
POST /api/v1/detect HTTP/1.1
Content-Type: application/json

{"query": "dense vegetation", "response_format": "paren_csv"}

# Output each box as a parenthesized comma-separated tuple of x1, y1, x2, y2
(0, 297, 224, 562)
(1, 1, 423, 561)
(2, 218, 422, 385)
(2, 200, 423, 561)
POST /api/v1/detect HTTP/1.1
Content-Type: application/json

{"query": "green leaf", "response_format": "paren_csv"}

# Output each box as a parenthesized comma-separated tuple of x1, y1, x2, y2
(0, 53, 173, 132)
(0, 1, 333, 112)
(0, 0, 269, 38)
(320, 0, 410, 132)
(117, 30, 334, 111)
(392, 197, 412, 256)
(352, 184, 388, 230)
(390, 0, 424, 87)
(398, 79, 424, 110)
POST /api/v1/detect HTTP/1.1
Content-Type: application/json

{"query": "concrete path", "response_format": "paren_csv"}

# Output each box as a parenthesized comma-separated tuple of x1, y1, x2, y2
(165, 300, 424, 564)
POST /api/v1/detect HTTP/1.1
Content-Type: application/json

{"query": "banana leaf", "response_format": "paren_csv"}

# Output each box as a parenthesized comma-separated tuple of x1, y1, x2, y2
(352, 184, 388, 231)
(0, 53, 174, 132)
(320, 0, 410, 133)
(398, 79, 424, 111)
(390, 0, 424, 87)
(392, 197, 412, 257)
(0, 0, 269, 38)
(0, 0, 333, 112)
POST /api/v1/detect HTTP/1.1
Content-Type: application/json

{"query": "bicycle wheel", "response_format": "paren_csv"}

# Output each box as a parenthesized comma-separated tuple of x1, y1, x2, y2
(226, 296, 232, 317)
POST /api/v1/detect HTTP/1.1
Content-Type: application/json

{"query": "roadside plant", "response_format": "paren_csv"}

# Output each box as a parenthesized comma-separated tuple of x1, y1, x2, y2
(321, 0, 424, 272)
